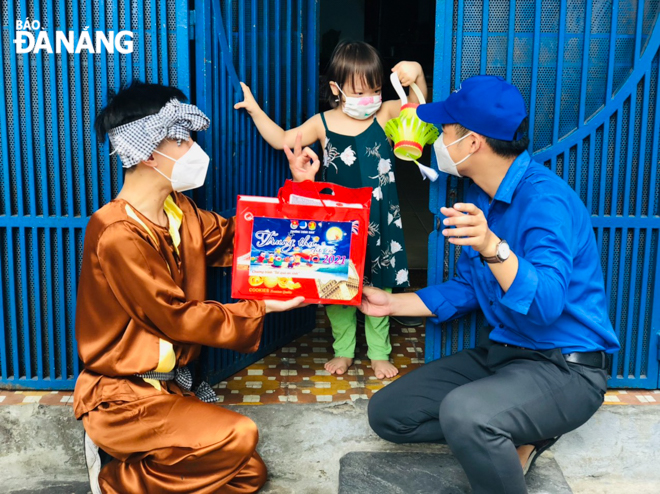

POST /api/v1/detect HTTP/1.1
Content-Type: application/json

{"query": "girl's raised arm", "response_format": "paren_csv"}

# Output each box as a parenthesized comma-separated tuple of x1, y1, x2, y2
(234, 82, 322, 150)
(384, 61, 429, 120)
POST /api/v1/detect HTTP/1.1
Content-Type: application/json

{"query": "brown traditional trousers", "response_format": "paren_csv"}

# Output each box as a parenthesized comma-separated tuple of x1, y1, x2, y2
(83, 389, 266, 493)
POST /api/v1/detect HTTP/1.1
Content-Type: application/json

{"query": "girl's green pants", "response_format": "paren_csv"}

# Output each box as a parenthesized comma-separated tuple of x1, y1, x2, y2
(325, 288, 392, 361)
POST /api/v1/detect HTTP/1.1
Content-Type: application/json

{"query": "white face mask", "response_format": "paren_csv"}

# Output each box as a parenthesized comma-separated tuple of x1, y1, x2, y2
(433, 132, 473, 177)
(153, 141, 210, 192)
(334, 83, 382, 120)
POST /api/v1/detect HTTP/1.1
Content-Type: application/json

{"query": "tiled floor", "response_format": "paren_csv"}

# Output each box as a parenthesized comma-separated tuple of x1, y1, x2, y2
(603, 389, 660, 405)
(0, 390, 74, 406)
(213, 310, 425, 405)
(211, 309, 660, 406)
(1, 308, 659, 406)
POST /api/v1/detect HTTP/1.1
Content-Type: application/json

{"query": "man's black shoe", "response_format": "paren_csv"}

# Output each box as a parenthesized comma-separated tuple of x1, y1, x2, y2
(522, 436, 561, 475)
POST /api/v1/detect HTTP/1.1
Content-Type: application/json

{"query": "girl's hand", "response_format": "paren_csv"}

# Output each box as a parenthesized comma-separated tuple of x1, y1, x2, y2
(392, 61, 423, 87)
(234, 82, 261, 115)
(284, 132, 320, 182)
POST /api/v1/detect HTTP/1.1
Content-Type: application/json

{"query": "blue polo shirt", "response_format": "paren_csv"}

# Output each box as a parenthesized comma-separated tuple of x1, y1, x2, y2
(417, 151, 620, 354)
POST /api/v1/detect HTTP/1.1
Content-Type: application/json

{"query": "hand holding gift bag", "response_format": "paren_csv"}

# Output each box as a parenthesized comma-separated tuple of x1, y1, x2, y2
(232, 180, 372, 305)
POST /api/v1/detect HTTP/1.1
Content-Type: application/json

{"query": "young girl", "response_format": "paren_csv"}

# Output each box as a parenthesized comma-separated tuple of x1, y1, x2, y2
(235, 41, 427, 379)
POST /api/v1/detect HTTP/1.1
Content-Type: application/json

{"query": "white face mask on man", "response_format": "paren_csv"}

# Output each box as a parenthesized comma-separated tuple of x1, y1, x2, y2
(433, 132, 473, 177)
(333, 83, 382, 120)
(152, 141, 210, 192)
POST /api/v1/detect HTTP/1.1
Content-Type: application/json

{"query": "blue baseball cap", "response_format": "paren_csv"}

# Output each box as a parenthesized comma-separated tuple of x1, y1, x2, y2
(417, 75, 528, 141)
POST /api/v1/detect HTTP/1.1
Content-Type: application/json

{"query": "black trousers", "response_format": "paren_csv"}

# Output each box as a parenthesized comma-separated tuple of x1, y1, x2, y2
(367, 341, 607, 494)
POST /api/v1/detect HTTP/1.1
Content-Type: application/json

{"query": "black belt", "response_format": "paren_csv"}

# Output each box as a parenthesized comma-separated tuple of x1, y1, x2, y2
(497, 343, 607, 369)
(564, 351, 608, 369)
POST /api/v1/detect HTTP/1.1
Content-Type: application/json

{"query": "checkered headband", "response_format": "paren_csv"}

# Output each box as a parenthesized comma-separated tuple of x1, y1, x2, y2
(107, 98, 210, 168)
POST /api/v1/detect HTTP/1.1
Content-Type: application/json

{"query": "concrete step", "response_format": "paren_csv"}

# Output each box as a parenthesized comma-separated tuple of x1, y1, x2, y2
(8, 481, 90, 494)
(2, 402, 659, 493)
(339, 451, 572, 493)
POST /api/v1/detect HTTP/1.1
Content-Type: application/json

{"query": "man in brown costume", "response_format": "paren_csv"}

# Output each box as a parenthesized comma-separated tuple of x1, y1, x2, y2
(74, 81, 319, 493)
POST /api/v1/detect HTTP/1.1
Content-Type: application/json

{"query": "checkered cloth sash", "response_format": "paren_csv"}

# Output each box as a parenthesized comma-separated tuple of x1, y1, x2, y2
(136, 366, 218, 403)
(108, 98, 210, 168)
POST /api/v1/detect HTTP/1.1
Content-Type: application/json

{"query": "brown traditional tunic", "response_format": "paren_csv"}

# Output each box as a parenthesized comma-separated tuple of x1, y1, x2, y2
(73, 192, 267, 493)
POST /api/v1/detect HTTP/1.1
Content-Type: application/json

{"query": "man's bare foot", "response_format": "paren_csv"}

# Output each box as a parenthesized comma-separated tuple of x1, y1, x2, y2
(324, 357, 353, 375)
(371, 360, 399, 379)
(517, 444, 535, 468)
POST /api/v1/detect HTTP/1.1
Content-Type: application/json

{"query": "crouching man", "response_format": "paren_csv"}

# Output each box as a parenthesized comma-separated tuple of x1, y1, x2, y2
(74, 82, 320, 493)
(362, 76, 620, 494)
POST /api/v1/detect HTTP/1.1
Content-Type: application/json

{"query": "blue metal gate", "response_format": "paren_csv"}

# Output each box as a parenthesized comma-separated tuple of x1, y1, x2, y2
(0, 0, 318, 389)
(429, 0, 660, 388)
(193, 0, 319, 385)
(0, 0, 190, 389)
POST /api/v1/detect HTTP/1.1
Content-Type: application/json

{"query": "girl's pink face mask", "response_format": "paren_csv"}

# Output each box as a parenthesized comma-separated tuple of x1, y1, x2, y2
(333, 83, 383, 120)
(357, 95, 381, 105)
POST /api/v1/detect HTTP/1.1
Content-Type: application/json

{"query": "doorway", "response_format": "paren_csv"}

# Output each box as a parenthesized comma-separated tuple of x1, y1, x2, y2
(319, 0, 437, 282)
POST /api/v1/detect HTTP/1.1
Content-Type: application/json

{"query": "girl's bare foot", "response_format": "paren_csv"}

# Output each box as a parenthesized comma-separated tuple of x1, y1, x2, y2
(324, 357, 353, 375)
(371, 360, 399, 379)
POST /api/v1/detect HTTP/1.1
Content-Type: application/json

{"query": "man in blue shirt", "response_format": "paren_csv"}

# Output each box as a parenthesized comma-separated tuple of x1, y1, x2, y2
(362, 76, 620, 494)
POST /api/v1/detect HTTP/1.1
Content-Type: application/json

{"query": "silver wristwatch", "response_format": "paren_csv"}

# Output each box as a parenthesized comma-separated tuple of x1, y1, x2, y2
(479, 239, 511, 264)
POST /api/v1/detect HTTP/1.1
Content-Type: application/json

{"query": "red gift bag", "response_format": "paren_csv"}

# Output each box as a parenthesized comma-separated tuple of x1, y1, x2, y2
(232, 180, 372, 305)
